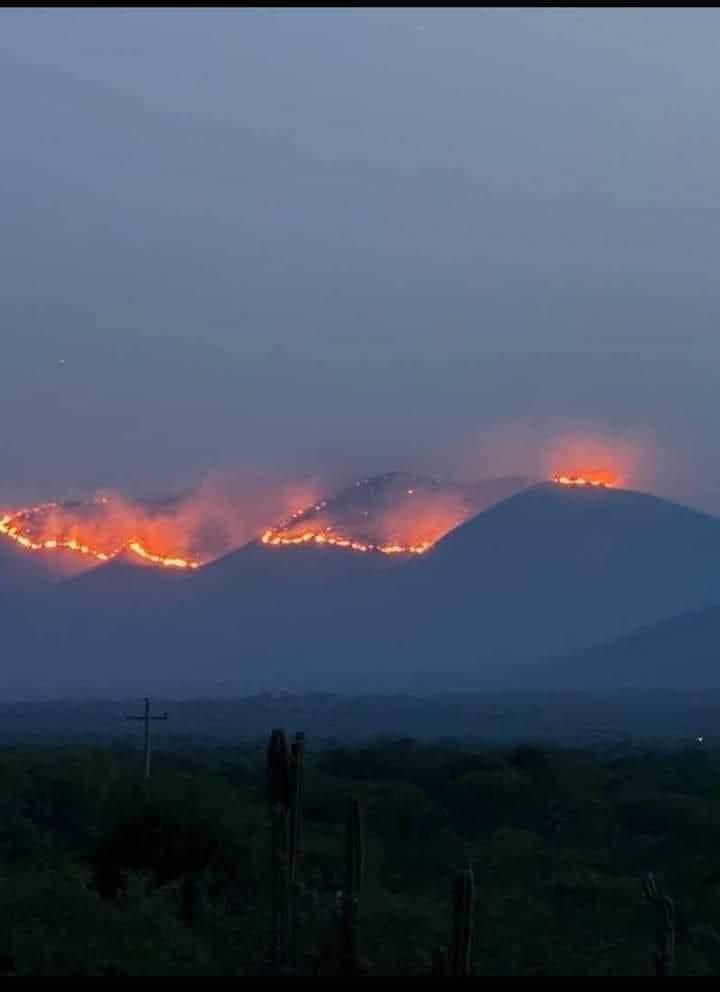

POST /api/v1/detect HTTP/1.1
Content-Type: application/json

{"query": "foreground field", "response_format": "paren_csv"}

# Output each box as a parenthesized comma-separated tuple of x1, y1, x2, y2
(0, 732, 719, 975)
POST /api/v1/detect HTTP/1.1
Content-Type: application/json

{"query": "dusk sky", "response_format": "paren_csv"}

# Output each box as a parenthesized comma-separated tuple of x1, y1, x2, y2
(1, 9, 719, 510)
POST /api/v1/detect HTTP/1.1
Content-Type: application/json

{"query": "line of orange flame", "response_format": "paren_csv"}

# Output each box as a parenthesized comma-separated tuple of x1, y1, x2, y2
(260, 527, 432, 555)
(0, 475, 617, 571)
(0, 492, 439, 570)
(0, 503, 202, 570)
(552, 474, 616, 488)
(262, 475, 620, 556)
(259, 493, 437, 556)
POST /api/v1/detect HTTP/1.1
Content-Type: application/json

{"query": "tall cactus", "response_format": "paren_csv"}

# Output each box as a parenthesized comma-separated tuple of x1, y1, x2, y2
(266, 728, 305, 973)
(451, 864, 474, 976)
(341, 796, 365, 975)
(289, 732, 305, 885)
(431, 946, 449, 976)
(267, 729, 292, 971)
(288, 731, 305, 965)
(643, 872, 675, 976)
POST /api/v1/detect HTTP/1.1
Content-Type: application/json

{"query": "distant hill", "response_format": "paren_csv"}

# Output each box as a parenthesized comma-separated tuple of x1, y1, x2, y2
(277, 471, 529, 543)
(380, 482, 720, 689)
(5, 480, 720, 699)
(536, 603, 720, 690)
(258, 470, 529, 558)
(49, 472, 529, 606)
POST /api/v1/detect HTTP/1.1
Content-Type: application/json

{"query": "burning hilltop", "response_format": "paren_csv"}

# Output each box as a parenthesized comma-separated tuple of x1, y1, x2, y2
(551, 470, 619, 488)
(260, 472, 525, 556)
(0, 498, 203, 571)
(0, 471, 319, 576)
(0, 471, 528, 575)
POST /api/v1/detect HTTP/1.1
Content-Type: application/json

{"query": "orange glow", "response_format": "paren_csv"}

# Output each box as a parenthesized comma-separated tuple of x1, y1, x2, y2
(0, 472, 488, 571)
(258, 487, 466, 557)
(0, 502, 201, 570)
(551, 470, 618, 488)
(540, 430, 648, 491)
(260, 526, 433, 555)
(0, 487, 454, 570)
(0, 491, 448, 569)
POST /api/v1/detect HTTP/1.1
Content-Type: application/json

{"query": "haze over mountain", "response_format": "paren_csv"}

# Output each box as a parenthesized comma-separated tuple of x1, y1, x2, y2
(275, 471, 529, 545)
(2, 479, 720, 699)
(538, 603, 720, 691)
(40, 472, 529, 605)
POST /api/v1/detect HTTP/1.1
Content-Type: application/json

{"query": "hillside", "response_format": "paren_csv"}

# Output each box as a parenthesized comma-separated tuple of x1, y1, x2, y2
(376, 483, 720, 689)
(47, 472, 528, 606)
(538, 604, 720, 690)
(5, 482, 720, 698)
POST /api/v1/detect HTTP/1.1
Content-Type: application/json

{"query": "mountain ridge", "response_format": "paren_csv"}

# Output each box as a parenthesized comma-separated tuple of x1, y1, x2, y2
(3, 480, 720, 698)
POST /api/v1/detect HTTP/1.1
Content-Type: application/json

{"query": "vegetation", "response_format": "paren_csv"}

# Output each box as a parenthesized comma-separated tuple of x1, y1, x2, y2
(1, 733, 720, 974)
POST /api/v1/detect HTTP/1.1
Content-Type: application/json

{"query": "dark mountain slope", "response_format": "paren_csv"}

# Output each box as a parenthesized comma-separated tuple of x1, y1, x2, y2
(536, 603, 720, 690)
(6, 482, 720, 698)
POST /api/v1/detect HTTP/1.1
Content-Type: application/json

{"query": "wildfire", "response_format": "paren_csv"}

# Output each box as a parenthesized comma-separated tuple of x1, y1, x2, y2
(260, 527, 433, 555)
(0, 472, 490, 571)
(552, 472, 618, 488)
(0, 493, 442, 570)
(258, 486, 458, 557)
(0, 502, 202, 570)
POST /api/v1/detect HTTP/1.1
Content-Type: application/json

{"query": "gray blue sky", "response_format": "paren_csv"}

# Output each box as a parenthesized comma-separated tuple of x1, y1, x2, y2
(1, 9, 719, 509)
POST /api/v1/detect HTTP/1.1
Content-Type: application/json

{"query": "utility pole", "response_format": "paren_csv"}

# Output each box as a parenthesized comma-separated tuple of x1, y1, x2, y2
(125, 697, 168, 779)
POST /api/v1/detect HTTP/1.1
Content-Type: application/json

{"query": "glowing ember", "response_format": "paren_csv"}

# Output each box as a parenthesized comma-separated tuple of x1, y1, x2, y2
(256, 472, 493, 557)
(0, 472, 500, 569)
(258, 479, 462, 556)
(0, 493, 441, 569)
(552, 471, 618, 488)
(260, 527, 433, 555)
(0, 502, 202, 570)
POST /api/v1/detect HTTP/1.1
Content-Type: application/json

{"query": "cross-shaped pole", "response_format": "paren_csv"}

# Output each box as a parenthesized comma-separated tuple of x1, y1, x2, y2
(126, 697, 168, 779)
